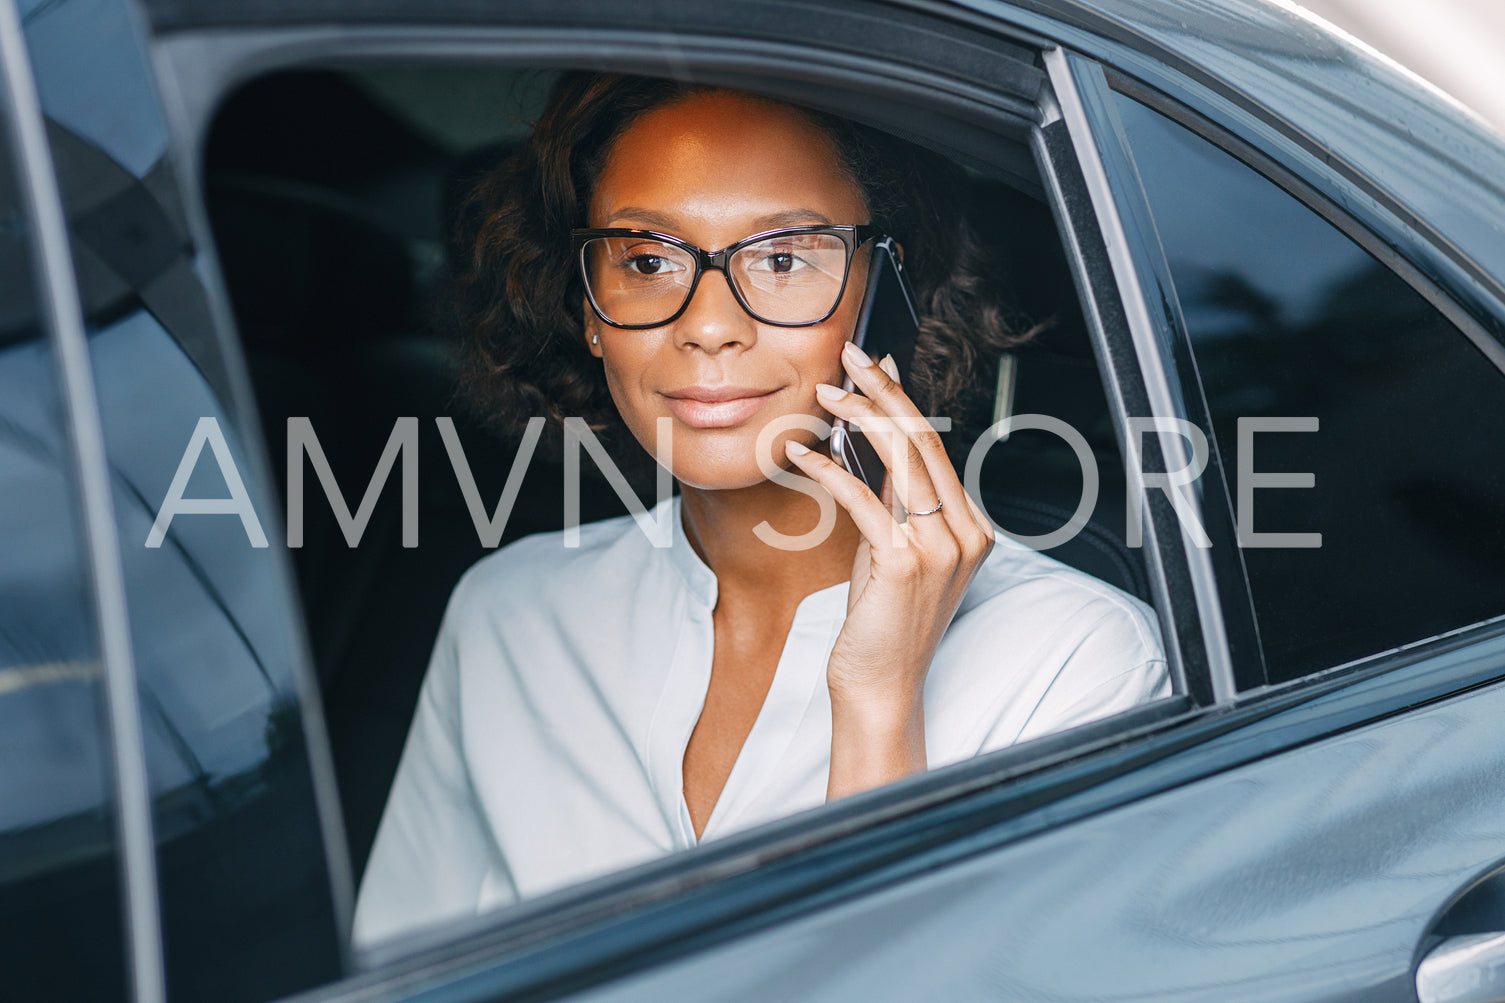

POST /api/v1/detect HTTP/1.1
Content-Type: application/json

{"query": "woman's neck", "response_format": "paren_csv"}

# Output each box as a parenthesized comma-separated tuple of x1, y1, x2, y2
(679, 477, 860, 611)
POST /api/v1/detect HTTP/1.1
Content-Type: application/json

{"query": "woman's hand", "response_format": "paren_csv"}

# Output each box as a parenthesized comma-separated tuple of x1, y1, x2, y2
(784, 339, 996, 799)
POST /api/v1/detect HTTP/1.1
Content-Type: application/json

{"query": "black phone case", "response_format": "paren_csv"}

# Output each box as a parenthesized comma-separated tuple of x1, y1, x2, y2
(832, 237, 921, 495)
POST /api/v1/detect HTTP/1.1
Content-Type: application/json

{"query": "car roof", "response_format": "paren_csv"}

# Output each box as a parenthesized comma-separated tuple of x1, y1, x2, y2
(140, 0, 1505, 298)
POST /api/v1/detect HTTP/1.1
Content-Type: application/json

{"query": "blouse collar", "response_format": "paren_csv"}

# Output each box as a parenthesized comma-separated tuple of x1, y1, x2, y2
(664, 495, 849, 621)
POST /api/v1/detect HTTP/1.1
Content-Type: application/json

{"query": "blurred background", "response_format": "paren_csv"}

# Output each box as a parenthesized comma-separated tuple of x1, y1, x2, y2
(1294, 0, 1505, 137)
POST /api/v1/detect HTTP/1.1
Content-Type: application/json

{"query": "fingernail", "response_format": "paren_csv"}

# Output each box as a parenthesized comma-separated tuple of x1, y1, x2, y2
(815, 383, 847, 402)
(785, 439, 811, 455)
(880, 354, 900, 382)
(842, 340, 873, 367)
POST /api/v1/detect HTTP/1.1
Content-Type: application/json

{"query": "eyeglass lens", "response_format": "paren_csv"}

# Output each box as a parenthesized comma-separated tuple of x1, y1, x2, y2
(581, 232, 851, 326)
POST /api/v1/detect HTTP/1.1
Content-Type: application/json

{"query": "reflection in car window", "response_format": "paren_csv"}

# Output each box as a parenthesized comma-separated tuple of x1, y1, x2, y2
(0, 88, 127, 1001)
(1114, 93, 1505, 683)
(20, 0, 345, 998)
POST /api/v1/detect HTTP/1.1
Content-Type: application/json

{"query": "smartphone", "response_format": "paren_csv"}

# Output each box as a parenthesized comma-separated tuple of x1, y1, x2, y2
(830, 236, 921, 495)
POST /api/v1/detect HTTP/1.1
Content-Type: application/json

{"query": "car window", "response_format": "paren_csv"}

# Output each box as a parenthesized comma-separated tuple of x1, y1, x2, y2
(1112, 92, 1505, 684)
(0, 74, 128, 1001)
(196, 59, 1176, 949)
(18, 0, 347, 998)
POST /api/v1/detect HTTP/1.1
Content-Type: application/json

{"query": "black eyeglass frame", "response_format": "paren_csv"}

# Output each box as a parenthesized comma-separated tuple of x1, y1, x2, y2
(571, 223, 884, 329)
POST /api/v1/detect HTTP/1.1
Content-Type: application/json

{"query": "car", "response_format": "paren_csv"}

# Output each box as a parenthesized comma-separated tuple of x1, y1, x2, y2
(3, 0, 1505, 1000)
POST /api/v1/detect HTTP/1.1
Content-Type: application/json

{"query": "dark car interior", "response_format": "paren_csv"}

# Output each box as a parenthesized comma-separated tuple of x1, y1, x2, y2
(201, 65, 1150, 879)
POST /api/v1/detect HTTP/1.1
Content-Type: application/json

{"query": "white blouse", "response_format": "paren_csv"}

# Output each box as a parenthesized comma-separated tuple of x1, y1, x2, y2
(352, 497, 1170, 948)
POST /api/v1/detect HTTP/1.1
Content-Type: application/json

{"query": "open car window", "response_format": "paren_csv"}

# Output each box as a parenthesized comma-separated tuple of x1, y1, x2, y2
(202, 56, 1182, 900)
(188, 41, 1200, 960)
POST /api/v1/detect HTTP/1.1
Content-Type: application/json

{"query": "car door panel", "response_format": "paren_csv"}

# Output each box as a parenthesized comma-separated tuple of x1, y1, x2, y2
(567, 664, 1505, 1002)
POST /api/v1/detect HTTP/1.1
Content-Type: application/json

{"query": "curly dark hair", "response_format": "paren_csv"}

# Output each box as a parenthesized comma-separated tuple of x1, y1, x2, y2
(445, 71, 1035, 458)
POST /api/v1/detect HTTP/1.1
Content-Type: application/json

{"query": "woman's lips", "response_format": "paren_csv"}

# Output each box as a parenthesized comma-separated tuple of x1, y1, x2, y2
(662, 386, 779, 428)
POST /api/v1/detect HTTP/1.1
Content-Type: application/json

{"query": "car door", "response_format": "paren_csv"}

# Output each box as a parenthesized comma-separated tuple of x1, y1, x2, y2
(123, 1, 1505, 1001)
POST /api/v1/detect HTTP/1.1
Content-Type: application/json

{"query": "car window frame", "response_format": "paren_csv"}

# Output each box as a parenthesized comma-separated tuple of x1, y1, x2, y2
(142, 15, 1253, 1003)
(1045, 51, 1260, 696)
(127, 0, 363, 966)
(1036, 47, 1227, 705)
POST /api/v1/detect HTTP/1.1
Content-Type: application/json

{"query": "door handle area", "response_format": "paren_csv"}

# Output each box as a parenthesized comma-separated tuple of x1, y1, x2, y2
(1418, 932, 1505, 1003)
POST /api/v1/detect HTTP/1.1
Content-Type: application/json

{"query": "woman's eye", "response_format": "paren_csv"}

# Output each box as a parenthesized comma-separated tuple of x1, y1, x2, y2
(752, 251, 805, 274)
(620, 248, 686, 277)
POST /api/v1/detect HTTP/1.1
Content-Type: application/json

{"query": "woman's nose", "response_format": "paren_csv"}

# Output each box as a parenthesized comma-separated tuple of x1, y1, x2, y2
(673, 270, 756, 353)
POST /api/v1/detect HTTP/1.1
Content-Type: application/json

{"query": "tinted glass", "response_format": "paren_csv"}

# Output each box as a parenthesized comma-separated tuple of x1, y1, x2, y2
(1115, 93, 1505, 683)
(20, 0, 345, 997)
(0, 74, 127, 1002)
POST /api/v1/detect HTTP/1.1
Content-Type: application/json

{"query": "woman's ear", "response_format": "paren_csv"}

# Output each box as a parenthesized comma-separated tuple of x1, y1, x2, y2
(893, 240, 905, 263)
(585, 315, 605, 358)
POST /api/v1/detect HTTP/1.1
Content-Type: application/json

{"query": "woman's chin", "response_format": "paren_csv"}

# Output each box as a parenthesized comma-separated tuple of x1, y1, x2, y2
(662, 445, 797, 493)
(669, 462, 784, 493)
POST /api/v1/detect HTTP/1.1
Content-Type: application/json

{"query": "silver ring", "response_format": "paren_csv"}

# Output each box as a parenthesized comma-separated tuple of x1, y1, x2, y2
(907, 500, 944, 517)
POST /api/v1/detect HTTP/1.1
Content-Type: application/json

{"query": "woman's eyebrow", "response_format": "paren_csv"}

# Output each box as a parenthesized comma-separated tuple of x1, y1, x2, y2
(606, 207, 682, 230)
(751, 210, 836, 228)
(604, 207, 838, 231)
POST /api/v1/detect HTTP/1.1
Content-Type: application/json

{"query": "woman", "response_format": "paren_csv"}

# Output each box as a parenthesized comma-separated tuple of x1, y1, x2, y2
(353, 73, 1168, 947)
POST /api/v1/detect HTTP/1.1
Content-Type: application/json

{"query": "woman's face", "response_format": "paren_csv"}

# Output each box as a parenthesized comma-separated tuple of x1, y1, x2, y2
(586, 91, 871, 490)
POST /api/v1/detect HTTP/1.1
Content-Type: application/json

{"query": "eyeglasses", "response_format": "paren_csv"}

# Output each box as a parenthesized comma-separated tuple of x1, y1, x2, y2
(572, 224, 883, 329)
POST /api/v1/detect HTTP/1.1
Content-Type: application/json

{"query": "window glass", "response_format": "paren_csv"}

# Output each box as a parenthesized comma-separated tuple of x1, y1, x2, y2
(20, 0, 345, 997)
(0, 79, 127, 1001)
(1114, 92, 1505, 683)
